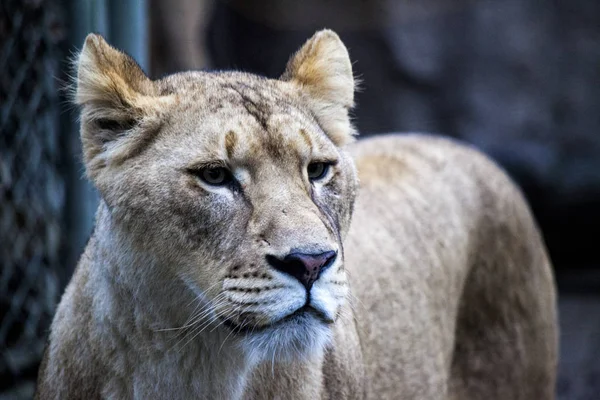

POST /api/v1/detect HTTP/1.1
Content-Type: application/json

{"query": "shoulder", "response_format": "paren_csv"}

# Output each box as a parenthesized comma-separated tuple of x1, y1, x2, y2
(347, 133, 518, 195)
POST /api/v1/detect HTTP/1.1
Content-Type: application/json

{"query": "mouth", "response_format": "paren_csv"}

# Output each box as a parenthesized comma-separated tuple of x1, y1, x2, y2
(222, 305, 334, 335)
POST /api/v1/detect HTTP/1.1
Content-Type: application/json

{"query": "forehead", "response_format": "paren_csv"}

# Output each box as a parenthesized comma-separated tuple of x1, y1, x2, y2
(158, 72, 336, 163)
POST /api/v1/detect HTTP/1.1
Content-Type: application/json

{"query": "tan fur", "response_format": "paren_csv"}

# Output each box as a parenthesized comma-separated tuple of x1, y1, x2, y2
(37, 30, 558, 399)
(281, 30, 358, 146)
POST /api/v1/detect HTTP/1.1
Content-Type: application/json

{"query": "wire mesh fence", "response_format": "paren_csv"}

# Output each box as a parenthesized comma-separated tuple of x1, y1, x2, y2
(0, 0, 66, 397)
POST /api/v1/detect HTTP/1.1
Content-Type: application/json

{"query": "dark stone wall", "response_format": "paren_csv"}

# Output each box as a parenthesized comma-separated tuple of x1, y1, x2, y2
(207, 0, 600, 271)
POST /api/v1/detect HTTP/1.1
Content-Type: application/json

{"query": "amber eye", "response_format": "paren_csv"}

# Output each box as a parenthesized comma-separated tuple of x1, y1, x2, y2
(307, 162, 330, 181)
(198, 167, 232, 186)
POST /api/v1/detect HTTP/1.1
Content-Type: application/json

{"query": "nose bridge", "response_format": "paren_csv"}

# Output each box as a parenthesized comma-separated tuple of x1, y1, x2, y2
(249, 173, 332, 252)
(280, 203, 329, 247)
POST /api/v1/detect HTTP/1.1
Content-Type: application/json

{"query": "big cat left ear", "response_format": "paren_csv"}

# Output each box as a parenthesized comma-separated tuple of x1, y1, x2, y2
(281, 30, 357, 146)
(75, 33, 174, 182)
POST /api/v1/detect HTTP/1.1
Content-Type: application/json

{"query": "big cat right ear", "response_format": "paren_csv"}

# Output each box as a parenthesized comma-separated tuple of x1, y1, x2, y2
(74, 33, 174, 181)
(281, 29, 357, 146)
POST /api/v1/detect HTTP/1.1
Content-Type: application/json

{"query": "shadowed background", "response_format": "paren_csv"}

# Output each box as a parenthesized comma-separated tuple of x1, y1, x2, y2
(1, 0, 599, 398)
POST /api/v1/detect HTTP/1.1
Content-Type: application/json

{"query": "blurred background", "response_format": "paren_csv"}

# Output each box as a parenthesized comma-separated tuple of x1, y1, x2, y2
(1, 0, 599, 398)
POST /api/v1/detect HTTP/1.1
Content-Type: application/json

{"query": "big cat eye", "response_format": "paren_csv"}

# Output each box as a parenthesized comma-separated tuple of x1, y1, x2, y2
(197, 167, 232, 186)
(307, 162, 330, 181)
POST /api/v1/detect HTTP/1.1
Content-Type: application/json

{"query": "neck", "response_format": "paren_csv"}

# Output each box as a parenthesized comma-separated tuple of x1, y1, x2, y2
(85, 203, 255, 399)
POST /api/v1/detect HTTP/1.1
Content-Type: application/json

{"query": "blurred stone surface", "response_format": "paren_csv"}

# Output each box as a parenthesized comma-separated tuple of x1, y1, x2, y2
(206, 0, 600, 271)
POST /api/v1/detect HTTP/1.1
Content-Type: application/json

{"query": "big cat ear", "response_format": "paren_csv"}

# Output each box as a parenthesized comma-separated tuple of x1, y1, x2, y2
(75, 33, 173, 180)
(281, 30, 357, 146)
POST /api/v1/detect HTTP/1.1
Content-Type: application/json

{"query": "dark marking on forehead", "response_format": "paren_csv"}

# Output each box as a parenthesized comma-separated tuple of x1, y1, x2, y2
(207, 97, 226, 113)
(263, 130, 288, 161)
(223, 83, 271, 131)
(225, 130, 237, 159)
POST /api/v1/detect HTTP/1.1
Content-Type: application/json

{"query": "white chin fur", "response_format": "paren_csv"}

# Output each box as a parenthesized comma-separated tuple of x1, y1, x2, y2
(239, 313, 332, 365)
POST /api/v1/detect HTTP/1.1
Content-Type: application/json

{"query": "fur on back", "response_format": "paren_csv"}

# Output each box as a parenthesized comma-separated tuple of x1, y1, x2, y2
(36, 30, 557, 400)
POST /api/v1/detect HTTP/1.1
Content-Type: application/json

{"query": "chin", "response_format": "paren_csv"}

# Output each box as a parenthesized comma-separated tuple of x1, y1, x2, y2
(237, 309, 334, 365)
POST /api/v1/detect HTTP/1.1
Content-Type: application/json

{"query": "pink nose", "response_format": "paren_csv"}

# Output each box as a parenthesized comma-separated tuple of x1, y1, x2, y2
(266, 251, 337, 289)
